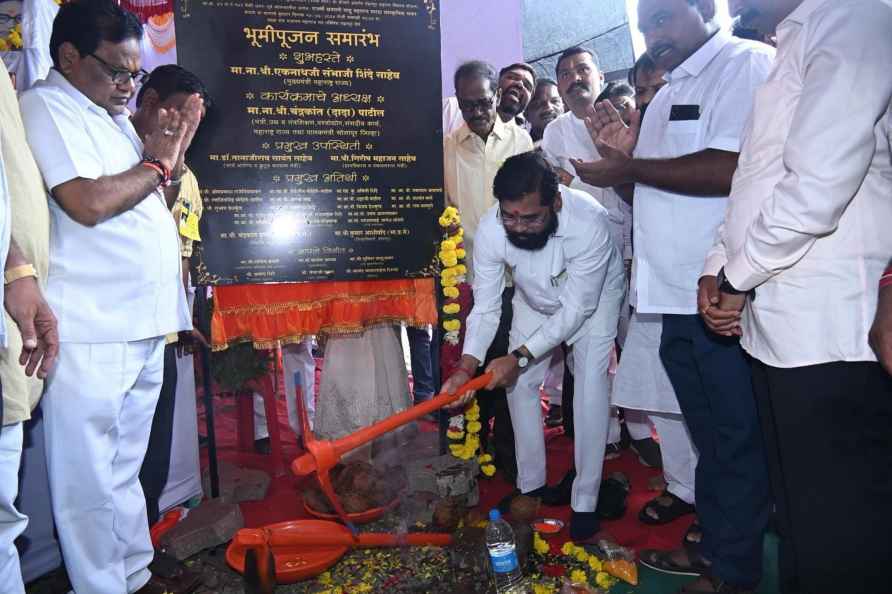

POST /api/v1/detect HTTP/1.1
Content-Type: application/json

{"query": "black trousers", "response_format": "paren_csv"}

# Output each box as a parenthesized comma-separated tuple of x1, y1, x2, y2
(661, 315, 769, 588)
(477, 287, 517, 481)
(139, 343, 178, 527)
(751, 360, 892, 594)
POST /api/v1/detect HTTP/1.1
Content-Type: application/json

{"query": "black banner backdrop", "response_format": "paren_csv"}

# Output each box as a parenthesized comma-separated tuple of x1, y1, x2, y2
(175, 0, 443, 285)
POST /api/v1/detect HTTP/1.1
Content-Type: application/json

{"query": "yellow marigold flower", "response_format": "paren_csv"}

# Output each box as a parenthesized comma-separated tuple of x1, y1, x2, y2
(455, 264, 467, 275)
(441, 276, 457, 287)
(442, 303, 461, 314)
(443, 286, 460, 298)
(447, 429, 464, 440)
(587, 555, 602, 571)
(595, 571, 614, 589)
(533, 532, 550, 555)
(439, 249, 457, 261)
(561, 542, 575, 556)
(574, 549, 589, 563)
(464, 410, 480, 421)
(478, 453, 493, 463)
(449, 443, 464, 455)
(481, 464, 496, 477)
(0, 39, 8, 52)
(443, 319, 461, 332)
(466, 420, 482, 433)
(532, 583, 555, 594)
(444, 206, 458, 216)
(455, 248, 467, 259)
(570, 569, 588, 584)
(441, 240, 456, 251)
(443, 257, 458, 267)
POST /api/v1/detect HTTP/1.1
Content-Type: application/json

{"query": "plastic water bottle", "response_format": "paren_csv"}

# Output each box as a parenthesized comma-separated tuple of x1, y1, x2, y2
(485, 509, 526, 592)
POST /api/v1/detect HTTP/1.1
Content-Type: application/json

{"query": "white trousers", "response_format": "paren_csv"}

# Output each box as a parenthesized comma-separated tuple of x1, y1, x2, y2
(43, 338, 165, 594)
(507, 329, 615, 513)
(0, 422, 26, 594)
(650, 412, 698, 505)
(541, 347, 564, 406)
(254, 338, 316, 438)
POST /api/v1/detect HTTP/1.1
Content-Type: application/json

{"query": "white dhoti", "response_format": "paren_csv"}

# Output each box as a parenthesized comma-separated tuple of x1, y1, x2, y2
(254, 337, 317, 438)
(613, 312, 698, 504)
(43, 338, 164, 594)
(507, 284, 623, 513)
(0, 422, 26, 594)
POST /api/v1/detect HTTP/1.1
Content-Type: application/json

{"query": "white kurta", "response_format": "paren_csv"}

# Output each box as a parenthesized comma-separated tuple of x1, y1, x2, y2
(464, 188, 625, 511)
(540, 111, 632, 262)
(612, 312, 680, 414)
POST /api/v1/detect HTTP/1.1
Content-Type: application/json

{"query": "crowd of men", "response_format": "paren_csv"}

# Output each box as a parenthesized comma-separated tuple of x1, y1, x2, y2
(441, 1, 892, 594)
(0, 0, 890, 594)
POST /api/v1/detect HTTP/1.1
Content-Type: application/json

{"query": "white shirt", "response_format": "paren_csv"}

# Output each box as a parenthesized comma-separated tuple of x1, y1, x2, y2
(540, 110, 632, 261)
(706, 0, 892, 368)
(0, 146, 12, 348)
(443, 117, 533, 279)
(632, 31, 774, 314)
(463, 187, 625, 361)
(20, 70, 191, 343)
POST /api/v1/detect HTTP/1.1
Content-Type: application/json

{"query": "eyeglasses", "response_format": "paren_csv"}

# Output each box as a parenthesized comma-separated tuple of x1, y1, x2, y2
(498, 207, 550, 229)
(0, 14, 22, 26)
(88, 53, 148, 86)
(457, 94, 496, 114)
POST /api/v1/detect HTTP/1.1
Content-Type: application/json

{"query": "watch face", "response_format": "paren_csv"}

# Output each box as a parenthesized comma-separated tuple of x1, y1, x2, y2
(518, 356, 529, 368)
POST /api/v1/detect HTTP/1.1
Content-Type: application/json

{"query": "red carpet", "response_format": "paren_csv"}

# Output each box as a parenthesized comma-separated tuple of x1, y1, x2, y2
(197, 376, 692, 554)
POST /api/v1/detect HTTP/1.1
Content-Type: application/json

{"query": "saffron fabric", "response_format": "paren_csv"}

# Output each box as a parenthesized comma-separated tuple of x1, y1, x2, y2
(211, 278, 437, 350)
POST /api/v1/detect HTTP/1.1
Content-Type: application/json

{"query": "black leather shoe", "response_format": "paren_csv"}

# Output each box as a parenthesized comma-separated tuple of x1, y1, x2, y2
(569, 510, 600, 542)
(542, 468, 575, 506)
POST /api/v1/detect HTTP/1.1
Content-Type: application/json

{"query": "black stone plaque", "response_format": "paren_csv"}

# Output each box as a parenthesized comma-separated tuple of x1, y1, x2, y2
(175, 0, 443, 284)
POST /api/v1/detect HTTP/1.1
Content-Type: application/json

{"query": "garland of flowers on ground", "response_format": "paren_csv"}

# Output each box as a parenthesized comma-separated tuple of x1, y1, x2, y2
(436, 206, 496, 477)
(0, 24, 23, 52)
(526, 532, 638, 592)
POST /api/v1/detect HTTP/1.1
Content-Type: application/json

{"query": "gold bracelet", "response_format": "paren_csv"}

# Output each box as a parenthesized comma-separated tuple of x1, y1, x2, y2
(4, 264, 37, 285)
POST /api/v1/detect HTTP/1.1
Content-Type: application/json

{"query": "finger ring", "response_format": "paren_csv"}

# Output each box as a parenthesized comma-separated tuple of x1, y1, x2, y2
(163, 129, 174, 136)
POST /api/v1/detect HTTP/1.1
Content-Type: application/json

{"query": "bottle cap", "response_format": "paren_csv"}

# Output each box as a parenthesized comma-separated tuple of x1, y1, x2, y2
(489, 509, 501, 521)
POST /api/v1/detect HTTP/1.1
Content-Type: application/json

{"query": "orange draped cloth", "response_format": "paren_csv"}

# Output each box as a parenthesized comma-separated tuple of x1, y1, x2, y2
(211, 278, 437, 350)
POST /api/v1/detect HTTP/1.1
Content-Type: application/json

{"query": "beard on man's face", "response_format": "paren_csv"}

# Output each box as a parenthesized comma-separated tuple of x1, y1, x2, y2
(505, 210, 559, 251)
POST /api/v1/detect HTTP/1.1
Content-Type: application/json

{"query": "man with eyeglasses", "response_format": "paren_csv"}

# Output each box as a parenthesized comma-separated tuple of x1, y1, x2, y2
(540, 46, 639, 488)
(442, 150, 625, 544)
(19, 1, 200, 592)
(0, 0, 21, 39)
(443, 60, 533, 483)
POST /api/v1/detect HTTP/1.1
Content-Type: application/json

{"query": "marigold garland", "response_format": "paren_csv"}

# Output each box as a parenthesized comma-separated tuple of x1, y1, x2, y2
(437, 205, 467, 345)
(0, 24, 23, 52)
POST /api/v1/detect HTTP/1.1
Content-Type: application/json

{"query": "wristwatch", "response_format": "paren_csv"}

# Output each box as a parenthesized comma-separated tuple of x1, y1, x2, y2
(511, 348, 531, 369)
(716, 267, 746, 295)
